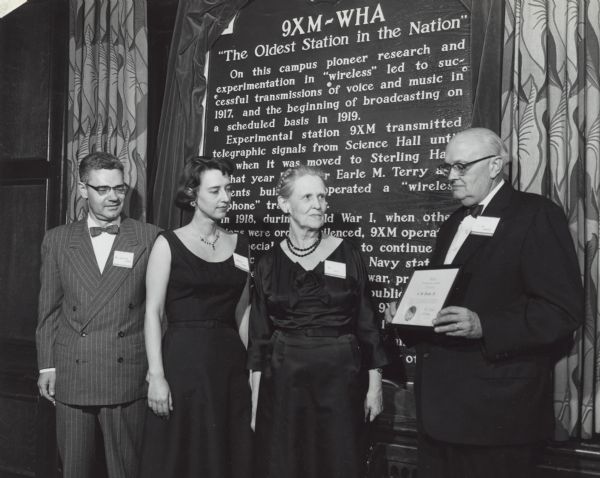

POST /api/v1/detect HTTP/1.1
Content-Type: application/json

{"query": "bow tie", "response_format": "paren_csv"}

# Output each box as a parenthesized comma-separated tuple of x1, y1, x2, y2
(465, 204, 483, 218)
(89, 224, 119, 237)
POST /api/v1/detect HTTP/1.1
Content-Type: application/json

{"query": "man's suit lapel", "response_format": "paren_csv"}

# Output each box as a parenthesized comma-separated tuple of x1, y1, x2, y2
(451, 182, 513, 266)
(81, 218, 146, 329)
(66, 220, 102, 292)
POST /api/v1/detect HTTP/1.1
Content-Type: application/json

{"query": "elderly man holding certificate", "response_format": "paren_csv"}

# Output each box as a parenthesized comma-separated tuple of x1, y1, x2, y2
(388, 128, 583, 478)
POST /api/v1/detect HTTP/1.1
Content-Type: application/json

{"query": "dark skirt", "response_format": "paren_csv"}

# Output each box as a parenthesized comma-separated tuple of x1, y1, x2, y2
(139, 325, 253, 478)
(254, 330, 368, 478)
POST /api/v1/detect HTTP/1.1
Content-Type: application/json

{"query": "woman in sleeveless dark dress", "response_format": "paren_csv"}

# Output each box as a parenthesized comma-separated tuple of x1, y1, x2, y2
(248, 165, 389, 478)
(139, 157, 252, 478)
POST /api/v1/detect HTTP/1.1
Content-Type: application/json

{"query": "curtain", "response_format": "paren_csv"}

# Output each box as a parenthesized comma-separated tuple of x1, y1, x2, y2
(501, 0, 600, 439)
(66, 0, 148, 221)
(150, 0, 248, 229)
(459, 0, 505, 133)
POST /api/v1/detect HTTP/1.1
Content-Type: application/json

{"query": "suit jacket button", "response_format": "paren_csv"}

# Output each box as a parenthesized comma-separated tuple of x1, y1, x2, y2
(128, 303, 134, 309)
(81, 332, 87, 337)
(423, 352, 430, 358)
(75, 359, 80, 364)
(118, 331, 125, 338)
(117, 357, 124, 363)
(72, 306, 77, 311)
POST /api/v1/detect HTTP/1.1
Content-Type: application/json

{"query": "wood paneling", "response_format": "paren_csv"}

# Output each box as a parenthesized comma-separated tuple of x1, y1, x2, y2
(0, 339, 38, 478)
(0, 0, 67, 476)
(0, 2, 52, 161)
(368, 442, 418, 478)
(0, 183, 46, 340)
(0, 341, 37, 478)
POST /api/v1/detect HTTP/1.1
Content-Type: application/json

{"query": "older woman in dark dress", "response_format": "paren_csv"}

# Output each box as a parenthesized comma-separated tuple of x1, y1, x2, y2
(248, 165, 388, 478)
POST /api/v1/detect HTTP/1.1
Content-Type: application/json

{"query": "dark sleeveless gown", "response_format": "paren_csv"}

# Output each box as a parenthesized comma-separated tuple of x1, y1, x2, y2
(139, 231, 252, 478)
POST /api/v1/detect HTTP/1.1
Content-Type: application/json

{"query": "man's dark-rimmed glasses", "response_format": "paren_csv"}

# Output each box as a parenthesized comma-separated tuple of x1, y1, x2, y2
(441, 154, 497, 176)
(85, 184, 129, 196)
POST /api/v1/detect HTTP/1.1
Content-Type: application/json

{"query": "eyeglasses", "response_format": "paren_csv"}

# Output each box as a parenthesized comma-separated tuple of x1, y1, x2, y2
(441, 154, 497, 176)
(85, 183, 129, 196)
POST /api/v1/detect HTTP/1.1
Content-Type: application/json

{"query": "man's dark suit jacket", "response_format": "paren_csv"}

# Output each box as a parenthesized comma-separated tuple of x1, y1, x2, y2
(36, 217, 160, 406)
(414, 183, 583, 446)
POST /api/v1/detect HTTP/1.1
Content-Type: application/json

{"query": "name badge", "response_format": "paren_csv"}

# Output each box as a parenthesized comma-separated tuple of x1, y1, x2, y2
(471, 216, 500, 236)
(233, 253, 250, 272)
(324, 260, 346, 279)
(113, 251, 134, 268)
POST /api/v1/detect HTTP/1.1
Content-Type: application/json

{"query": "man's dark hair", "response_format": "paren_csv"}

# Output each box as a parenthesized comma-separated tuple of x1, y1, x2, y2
(79, 152, 124, 183)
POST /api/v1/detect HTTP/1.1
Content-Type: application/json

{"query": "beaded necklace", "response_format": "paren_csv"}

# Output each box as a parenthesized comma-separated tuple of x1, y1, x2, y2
(286, 231, 322, 257)
(199, 230, 220, 250)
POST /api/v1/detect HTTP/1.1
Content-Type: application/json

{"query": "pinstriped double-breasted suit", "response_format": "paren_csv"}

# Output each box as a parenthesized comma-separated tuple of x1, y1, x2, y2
(36, 217, 160, 477)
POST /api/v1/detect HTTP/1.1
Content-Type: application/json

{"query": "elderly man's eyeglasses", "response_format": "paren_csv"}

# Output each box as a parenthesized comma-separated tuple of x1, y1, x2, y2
(85, 184, 129, 196)
(441, 154, 497, 176)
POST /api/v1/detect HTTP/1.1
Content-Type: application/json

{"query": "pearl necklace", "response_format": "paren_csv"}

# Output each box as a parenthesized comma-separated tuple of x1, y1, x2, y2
(286, 231, 322, 257)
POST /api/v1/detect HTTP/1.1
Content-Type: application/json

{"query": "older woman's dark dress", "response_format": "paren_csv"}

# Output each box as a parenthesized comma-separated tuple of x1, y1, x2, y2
(248, 239, 388, 478)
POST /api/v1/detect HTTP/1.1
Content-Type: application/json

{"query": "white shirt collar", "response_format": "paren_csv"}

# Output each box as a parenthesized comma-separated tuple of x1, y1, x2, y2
(86, 215, 121, 229)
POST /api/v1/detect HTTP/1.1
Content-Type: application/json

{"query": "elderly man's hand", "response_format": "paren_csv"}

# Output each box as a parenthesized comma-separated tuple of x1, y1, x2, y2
(384, 301, 398, 324)
(432, 306, 482, 339)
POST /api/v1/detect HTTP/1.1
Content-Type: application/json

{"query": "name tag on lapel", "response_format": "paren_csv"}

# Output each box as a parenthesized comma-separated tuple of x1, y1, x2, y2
(113, 251, 134, 268)
(233, 253, 250, 272)
(471, 216, 500, 236)
(324, 260, 346, 279)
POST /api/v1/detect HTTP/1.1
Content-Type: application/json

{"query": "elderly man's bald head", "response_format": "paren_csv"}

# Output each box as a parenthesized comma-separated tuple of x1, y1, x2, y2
(448, 128, 509, 165)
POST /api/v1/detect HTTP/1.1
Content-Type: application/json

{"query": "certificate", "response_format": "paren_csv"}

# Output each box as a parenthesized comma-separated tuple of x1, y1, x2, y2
(391, 267, 460, 327)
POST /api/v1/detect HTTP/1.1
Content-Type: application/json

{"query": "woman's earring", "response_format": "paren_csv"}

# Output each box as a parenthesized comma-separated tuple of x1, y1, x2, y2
(191, 201, 197, 207)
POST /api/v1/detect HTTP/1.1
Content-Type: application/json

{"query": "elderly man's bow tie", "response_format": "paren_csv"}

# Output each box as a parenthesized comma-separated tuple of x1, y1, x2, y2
(465, 204, 483, 218)
(89, 224, 119, 237)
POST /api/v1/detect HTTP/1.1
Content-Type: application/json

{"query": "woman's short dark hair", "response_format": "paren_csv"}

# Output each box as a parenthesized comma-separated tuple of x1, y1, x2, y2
(276, 164, 328, 200)
(175, 156, 235, 210)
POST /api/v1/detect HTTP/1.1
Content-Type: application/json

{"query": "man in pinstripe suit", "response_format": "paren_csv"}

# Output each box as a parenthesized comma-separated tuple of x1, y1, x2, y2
(36, 152, 161, 478)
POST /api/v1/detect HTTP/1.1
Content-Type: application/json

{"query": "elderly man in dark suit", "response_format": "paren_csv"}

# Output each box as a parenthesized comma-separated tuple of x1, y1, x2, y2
(36, 152, 160, 478)
(391, 128, 583, 478)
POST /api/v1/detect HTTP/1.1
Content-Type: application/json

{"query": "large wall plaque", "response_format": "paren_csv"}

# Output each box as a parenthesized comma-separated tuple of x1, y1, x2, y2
(203, 0, 472, 379)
